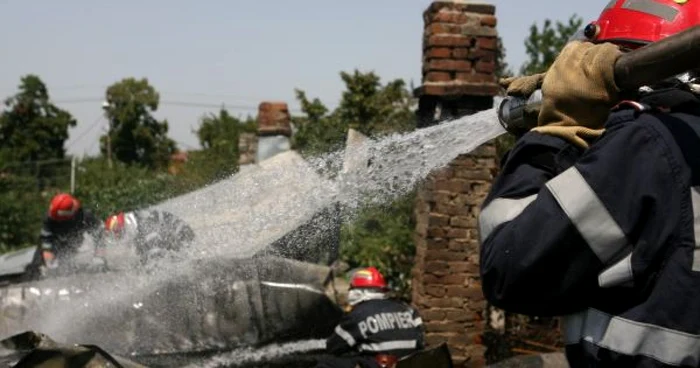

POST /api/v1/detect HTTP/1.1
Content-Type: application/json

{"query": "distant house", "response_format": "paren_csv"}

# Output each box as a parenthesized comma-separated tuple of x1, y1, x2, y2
(168, 151, 190, 175)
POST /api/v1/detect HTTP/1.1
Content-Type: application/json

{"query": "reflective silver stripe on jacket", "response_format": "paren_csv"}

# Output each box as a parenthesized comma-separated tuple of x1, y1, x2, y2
(598, 252, 634, 288)
(691, 187, 700, 272)
(479, 195, 537, 242)
(546, 167, 631, 265)
(359, 340, 417, 352)
(563, 308, 700, 366)
(334, 325, 356, 347)
(621, 0, 679, 22)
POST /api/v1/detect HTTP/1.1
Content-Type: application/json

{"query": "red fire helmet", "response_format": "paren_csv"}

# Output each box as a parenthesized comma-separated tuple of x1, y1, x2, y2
(105, 213, 125, 236)
(583, 0, 700, 48)
(48, 193, 81, 221)
(350, 267, 389, 290)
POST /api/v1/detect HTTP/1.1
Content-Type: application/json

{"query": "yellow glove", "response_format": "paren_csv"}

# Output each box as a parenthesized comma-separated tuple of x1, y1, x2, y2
(499, 73, 546, 97)
(534, 41, 623, 148)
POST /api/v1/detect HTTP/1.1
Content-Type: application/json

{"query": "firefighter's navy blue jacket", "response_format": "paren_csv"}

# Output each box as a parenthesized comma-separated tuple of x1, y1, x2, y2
(325, 298, 425, 359)
(40, 208, 103, 258)
(479, 88, 700, 367)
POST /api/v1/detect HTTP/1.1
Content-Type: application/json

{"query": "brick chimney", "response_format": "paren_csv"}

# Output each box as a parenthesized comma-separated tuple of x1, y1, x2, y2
(415, 0, 499, 127)
(411, 1, 500, 367)
(256, 101, 292, 163)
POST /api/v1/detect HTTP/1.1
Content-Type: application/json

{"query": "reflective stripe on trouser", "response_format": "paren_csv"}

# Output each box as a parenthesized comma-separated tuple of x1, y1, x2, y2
(563, 308, 700, 366)
(359, 340, 417, 352)
(691, 187, 700, 272)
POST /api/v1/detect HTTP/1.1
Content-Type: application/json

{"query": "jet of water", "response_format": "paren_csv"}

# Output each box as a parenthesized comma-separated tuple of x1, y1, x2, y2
(26, 102, 507, 360)
(180, 339, 326, 368)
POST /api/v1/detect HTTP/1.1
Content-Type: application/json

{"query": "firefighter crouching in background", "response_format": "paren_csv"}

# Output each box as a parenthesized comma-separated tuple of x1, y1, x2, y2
(33, 193, 106, 274)
(316, 267, 425, 368)
(104, 209, 195, 265)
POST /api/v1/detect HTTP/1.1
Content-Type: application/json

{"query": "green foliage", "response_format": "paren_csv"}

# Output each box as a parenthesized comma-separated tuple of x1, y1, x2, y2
(0, 175, 45, 252)
(193, 109, 255, 181)
(292, 70, 416, 156)
(73, 157, 177, 219)
(336, 71, 416, 136)
(0, 75, 77, 164)
(0, 75, 77, 251)
(521, 15, 583, 75)
(101, 78, 177, 169)
(340, 191, 416, 300)
(291, 90, 345, 156)
(495, 36, 512, 78)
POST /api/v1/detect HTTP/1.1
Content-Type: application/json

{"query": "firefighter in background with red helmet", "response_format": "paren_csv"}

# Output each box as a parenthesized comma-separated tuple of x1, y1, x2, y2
(38, 193, 105, 272)
(104, 209, 194, 265)
(315, 267, 424, 368)
(480, 1, 700, 366)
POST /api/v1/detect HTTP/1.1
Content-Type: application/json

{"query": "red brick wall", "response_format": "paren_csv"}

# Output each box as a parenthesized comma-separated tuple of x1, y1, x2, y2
(417, 1, 499, 97)
(412, 146, 498, 367)
(411, 2, 500, 367)
(257, 101, 292, 137)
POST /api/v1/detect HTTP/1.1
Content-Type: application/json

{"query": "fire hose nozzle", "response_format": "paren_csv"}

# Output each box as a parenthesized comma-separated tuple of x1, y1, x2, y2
(497, 25, 700, 137)
(497, 90, 542, 137)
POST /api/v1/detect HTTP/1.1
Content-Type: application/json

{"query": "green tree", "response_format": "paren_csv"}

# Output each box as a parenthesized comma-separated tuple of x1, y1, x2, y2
(292, 70, 416, 156)
(191, 108, 257, 182)
(73, 157, 176, 219)
(0, 75, 77, 164)
(0, 75, 76, 252)
(0, 175, 44, 253)
(520, 15, 583, 75)
(291, 90, 346, 156)
(101, 78, 177, 168)
(336, 70, 416, 136)
(495, 36, 512, 78)
(340, 191, 416, 300)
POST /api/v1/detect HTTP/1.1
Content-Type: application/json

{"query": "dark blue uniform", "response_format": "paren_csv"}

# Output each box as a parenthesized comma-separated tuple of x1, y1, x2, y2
(317, 298, 425, 368)
(479, 88, 700, 367)
(40, 208, 103, 260)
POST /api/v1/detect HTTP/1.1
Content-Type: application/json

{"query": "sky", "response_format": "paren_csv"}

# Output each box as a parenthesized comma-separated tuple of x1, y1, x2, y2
(0, 1, 603, 157)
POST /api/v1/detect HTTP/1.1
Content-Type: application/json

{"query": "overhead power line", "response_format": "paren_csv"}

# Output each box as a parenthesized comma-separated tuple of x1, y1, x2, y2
(53, 97, 304, 113)
(47, 86, 274, 102)
(66, 114, 103, 147)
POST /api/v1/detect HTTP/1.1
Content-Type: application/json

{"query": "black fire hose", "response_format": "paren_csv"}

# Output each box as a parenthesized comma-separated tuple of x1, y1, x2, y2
(498, 25, 700, 136)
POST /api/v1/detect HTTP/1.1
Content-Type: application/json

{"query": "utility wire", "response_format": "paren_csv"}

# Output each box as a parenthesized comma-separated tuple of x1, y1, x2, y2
(66, 114, 103, 147)
(53, 97, 305, 113)
(46, 85, 279, 103)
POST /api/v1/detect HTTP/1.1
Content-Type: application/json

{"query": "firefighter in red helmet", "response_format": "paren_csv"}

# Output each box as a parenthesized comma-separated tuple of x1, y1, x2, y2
(104, 209, 194, 265)
(482, 1, 700, 366)
(315, 267, 424, 368)
(37, 193, 105, 272)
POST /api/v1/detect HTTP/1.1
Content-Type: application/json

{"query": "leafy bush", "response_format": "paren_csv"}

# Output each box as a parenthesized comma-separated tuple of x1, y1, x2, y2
(340, 191, 416, 300)
(73, 158, 177, 218)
